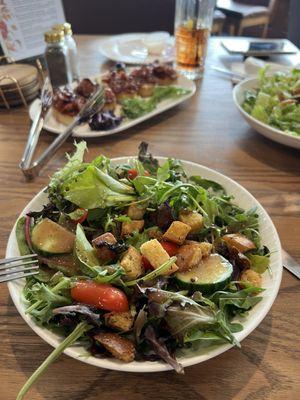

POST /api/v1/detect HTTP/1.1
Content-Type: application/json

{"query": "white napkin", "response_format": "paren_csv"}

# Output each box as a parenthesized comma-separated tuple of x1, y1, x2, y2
(230, 57, 299, 77)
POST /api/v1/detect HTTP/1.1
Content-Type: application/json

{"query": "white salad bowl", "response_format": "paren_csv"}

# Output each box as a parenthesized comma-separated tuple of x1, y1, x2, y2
(233, 78, 300, 150)
(6, 157, 282, 372)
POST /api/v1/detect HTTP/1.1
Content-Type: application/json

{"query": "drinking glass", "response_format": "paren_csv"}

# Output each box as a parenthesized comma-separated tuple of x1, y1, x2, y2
(174, 0, 215, 80)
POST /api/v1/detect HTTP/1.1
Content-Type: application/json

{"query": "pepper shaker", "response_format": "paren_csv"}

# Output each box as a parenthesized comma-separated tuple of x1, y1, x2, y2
(44, 30, 72, 88)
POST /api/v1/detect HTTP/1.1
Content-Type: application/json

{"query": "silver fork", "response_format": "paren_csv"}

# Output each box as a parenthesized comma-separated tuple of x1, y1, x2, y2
(0, 254, 39, 283)
(20, 85, 105, 180)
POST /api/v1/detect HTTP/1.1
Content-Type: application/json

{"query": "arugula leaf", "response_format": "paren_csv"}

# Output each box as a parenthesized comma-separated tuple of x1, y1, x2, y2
(249, 254, 270, 273)
(189, 176, 226, 195)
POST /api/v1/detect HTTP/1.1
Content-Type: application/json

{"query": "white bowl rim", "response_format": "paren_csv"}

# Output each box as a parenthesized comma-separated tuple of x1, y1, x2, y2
(6, 157, 282, 373)
(233, 77, 300, 142)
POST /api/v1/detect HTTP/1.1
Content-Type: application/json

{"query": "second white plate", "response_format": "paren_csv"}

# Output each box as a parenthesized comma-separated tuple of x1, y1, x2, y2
(29, 73, 196, 138)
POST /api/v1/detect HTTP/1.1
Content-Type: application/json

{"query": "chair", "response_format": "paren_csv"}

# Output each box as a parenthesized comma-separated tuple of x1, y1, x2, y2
(216, 0, 276, 38)
(212, 10, 226, 35)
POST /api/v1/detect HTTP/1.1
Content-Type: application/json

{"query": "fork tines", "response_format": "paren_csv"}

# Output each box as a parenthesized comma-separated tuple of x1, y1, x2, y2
(0, 254, 39, 283)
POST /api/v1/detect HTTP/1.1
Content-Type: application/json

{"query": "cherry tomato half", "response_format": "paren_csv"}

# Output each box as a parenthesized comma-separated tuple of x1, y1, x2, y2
(128, 169, 138, 180)
(71, 281, 129, 312)
(161, 241, 179, 256)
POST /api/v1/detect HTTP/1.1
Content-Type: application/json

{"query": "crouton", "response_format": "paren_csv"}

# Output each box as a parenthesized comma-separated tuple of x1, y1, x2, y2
(92, 232, 117, 262)
(176, 242, 203, 272)
(104, 311, 134, 332)
(140, 239, 178, 275)
(127, 203, 147, 220)
(240, 269, 262, 288)
(199, 242, 213, 258)
(179, 210, 204, 234)
(121, 220, 144, 237)
(163, 221, 191, 245)
(222, 234, 256, 253)
(120, 246, 143, 279)
(94, 332, 135, 362)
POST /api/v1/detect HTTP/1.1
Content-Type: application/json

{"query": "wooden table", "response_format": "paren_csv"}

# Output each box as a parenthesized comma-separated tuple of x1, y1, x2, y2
(0, 35, 299, 400)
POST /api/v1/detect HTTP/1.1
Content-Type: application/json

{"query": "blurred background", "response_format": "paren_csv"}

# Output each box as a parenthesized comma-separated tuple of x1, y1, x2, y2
(62, 0, 299, 45)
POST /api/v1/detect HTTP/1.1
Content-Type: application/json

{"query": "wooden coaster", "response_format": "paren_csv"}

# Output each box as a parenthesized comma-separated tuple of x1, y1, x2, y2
(0, 64, 38, 89)
(0, 89, 39, 107)
(1, 79, 40, 100)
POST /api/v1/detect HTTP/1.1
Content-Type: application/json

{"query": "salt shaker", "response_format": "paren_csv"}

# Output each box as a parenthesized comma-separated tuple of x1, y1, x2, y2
(44, 30, 72, 88)
(53, 23, 79, 82)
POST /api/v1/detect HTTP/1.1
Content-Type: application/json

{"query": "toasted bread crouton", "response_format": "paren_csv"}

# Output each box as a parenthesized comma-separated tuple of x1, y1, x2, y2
(179, 210, 204, 234)
(163, 221, 191, 245)
(94, 332, 135, 362)
(222, 234, 256, 253)
(121, 220, 144, 237)
(120, 246, 143, 279)
(240, 269, 262, 288)
(104, 311, 134, 332)
(127, 203, 147, 220)
(140, 239, 178, 275)
(176, 242, 203, 272)
(92, 232, 117, 262)
(199, 242, 213, 258)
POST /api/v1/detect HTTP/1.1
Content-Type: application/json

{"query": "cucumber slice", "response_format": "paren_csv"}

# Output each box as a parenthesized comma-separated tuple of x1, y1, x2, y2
(31, 218, 75, 256)
(175, 254, 233, 294)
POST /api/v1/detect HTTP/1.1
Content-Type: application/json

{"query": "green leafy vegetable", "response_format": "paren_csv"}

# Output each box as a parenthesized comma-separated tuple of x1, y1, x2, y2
(61, 165, 136, 209)
(242, 68, 300, 136)
(122, 86, 190, 119)
(249, 254, 270, 273)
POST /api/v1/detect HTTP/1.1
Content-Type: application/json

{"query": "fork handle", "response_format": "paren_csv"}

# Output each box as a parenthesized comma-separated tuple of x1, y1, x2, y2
(21, 116, 80, 180)
(20, 107, 43, 170)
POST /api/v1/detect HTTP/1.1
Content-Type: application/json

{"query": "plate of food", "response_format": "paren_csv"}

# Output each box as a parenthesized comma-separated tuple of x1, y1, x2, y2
(29, 63, 195, 138)
(99, 32, 175, 64)
(233, 67, 300, 149)
(7, 142, 281, 397)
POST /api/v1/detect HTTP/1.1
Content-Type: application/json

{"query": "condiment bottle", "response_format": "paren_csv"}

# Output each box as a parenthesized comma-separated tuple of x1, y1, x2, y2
(44, 30, 72, 88)
(53, 23, 79, 81)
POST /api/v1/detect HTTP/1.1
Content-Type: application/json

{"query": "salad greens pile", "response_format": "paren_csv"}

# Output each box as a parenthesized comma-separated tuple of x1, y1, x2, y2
(15, 142, 270, 399)
(121, 86, 190, 119)
(242, 67, 300, 136)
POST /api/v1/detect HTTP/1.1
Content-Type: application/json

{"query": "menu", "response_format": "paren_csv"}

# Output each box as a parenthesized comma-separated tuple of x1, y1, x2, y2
(0, 0, 65, 61)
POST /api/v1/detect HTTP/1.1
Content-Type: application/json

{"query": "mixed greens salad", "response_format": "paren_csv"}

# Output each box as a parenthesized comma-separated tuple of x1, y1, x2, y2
(242, 67, 300, 136)
(15, 142, 270, 398)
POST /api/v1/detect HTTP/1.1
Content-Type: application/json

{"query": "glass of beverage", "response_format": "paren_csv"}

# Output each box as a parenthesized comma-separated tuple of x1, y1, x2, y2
(174, 0, 215, 80)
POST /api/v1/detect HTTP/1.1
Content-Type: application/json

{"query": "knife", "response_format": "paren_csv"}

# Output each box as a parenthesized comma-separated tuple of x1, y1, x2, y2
(282, 249, 300, 279)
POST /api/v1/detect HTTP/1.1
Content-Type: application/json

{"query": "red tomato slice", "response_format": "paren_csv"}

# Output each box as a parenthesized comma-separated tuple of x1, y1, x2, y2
(142, 256, 152, 270)
(128, 169, 138, 180)
(161, 241, 179, 256)
(71, 281, 129, 312)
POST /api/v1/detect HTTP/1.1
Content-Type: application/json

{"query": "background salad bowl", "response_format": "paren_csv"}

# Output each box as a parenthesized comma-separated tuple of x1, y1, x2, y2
(233, 78, 300, 150)
(6, 157, 282, 373)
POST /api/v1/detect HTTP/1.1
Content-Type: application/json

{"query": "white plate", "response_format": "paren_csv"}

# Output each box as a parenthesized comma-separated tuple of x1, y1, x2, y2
(233, 78, 300, 149)
(6, 157, 282, 372)
(99, 33, 175, 64)
(29, 74, 195, 138)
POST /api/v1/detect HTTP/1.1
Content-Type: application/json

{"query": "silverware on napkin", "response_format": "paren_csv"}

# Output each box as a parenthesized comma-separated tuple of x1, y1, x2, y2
(282, 249, 300, 279)
(20, 84, 105, 180)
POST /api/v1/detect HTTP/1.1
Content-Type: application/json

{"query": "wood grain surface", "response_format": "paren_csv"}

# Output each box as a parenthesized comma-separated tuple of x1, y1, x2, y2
(0, 35, 299, 400)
